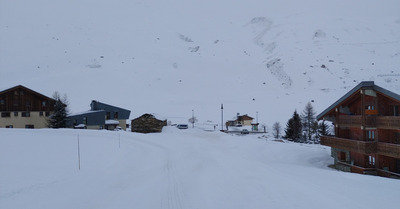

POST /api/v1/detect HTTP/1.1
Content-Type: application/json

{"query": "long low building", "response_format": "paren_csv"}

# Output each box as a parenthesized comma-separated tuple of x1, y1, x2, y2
(66, 100, 131, 130)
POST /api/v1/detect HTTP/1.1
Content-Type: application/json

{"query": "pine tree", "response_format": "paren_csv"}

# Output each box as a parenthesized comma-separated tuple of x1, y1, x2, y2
(318, 120, 330, 136)
(284, 110, 302, 141)
(47, 92, 69, 128)
(301, 102, 317, 143)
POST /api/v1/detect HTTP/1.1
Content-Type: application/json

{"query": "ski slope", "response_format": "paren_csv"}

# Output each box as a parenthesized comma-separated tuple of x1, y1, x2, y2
(1, 128, 399, 209)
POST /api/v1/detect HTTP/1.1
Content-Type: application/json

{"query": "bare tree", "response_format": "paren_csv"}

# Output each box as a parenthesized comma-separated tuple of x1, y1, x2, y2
(272, 122, 282, 139)
(188, 116, 198, 127)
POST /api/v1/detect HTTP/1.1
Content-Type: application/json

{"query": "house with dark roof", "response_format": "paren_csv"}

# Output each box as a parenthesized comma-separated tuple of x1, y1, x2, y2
(0, 85, 56, 129)
(67, 100, 131, 130)
(317, 81, 400, 178)
(226, 114, 254, 127)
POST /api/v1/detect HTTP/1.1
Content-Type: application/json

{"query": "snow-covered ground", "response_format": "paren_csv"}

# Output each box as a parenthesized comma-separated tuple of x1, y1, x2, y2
(1, 128, 399, 209)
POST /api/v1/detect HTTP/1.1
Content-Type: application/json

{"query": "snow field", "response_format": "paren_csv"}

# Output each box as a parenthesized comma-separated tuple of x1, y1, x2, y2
(1, 127, 400, 209)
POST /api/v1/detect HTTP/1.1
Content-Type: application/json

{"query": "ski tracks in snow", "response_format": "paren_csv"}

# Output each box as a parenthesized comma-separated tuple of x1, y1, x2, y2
(162, 153, 185, 209)
(132, 138, 185, 209)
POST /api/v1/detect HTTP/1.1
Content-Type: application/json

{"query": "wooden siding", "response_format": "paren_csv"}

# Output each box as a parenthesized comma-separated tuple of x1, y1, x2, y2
(320, 136, 376, 154)
(0, 86, 54, 112)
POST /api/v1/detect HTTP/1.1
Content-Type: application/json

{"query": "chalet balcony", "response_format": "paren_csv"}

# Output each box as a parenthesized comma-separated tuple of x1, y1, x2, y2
(337, 115, 377, 127)
(321, 136, 400, 158)
(320, 136, 376, 154)
(377, 142, 400, 158)
(337, 115, 399, 129)
(376, 116, 400, 130)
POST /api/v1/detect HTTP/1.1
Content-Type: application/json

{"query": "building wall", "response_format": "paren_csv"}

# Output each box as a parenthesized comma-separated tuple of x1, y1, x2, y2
(118, 119, 127, 130)
(0, 111, 49, 128)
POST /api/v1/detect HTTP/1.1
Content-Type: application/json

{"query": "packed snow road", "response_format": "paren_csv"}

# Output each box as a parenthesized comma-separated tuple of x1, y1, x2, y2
(1, 128, 400, 209)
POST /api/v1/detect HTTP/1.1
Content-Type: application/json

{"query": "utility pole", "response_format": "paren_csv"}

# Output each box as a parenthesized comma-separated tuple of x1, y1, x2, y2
(192, 109, 194, 128)
(221, 104, 224, 131)
(77, 134, 81, 170)
(256, 111, 258, 123)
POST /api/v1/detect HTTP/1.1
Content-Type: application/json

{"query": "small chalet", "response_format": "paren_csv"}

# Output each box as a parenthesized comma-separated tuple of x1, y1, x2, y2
(226, 114, 254, 127)
(131, 114, 167, 133)
(0, 85, 56, 129)
(318, 81, 400, 178)
(67, 100, 131, 130)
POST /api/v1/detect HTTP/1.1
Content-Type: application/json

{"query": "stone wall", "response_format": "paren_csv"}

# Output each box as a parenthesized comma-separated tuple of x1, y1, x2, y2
(131, 114, 167, 133)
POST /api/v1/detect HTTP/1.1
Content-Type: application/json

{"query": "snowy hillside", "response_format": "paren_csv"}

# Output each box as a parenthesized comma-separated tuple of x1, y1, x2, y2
(1, 0, 400, 126)
(1, 128, 400, 209)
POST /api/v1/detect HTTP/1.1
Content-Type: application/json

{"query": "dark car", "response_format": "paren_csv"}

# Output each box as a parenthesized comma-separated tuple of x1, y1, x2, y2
(241, 129, 249, 134)
(176, 124, 188, 129)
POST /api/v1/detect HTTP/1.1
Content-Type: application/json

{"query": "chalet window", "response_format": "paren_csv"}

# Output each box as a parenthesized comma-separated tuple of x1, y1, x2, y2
(14, 112, 18, 116)
(21, 112, 30, 117)
(395, 133, 400, 144)
(368, 156, 375, 166)
(0, 99, 4, 105)
(1, 112, 11, 117)
(20, 91, 24, 95)
(39, 112, 43, 116)
(14, 91, 18, 96)
(367, 130, 375, 141)
(114, 112, 118, 119)
(73, 119, 77, 125)
(366, 105, 375, 110)
(106, 112, 110, 120)
(42, 101, 47, 107)
(25, 125, 34, 129)
(83, 117, 87, 125)
(394, 106, 399, 116)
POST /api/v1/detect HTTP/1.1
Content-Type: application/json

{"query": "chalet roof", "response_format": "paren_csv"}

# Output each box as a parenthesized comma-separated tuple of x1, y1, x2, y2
(67, 110, 105, 117)
(0, 85, 55, 101)
(317, 81, 400, 120)
(238, 114, 254, 120)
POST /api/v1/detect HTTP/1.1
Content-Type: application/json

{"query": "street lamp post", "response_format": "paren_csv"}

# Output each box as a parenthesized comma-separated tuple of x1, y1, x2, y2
(221, 104, 224, 131)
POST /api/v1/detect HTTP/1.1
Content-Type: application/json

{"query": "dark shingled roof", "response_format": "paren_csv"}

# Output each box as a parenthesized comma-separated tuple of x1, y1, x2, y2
(317, 81, 400, 120)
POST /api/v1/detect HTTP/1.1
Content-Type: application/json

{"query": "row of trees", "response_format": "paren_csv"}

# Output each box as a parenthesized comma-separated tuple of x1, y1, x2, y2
(272, 102, 331, 143)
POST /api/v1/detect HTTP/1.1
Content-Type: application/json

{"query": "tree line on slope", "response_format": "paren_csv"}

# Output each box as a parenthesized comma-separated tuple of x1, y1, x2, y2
(272, 102, 331, 143)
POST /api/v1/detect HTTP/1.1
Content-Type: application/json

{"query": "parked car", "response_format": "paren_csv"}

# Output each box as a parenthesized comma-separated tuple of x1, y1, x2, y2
(241, 129, 249, 134)
(176, 124, 188, 129)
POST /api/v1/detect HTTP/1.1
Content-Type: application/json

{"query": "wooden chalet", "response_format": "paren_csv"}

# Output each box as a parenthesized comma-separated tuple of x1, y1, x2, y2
(317, 81, 400, 178)
(226, 114, 254, 127)
(0, 85, 56, 129)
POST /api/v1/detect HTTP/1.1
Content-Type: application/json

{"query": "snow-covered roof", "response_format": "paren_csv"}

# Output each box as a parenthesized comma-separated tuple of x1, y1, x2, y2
(74, 124, 86, 128)
(68, 110, 105, 117)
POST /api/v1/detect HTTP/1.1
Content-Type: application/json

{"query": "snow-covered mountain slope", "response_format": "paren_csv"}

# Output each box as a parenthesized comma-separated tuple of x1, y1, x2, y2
(1, 128, 400, 209)
(1, 0, 399, 127)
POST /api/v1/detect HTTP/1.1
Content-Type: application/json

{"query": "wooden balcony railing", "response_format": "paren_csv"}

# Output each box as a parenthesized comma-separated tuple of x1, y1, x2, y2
(376, 116, 400, 130)
(336, 115, 399, 129)
(377, 142, 400, 158)
(321, 136, 400, 158)
(337, 115, 362, 127)
(320, 136, 376, 154)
